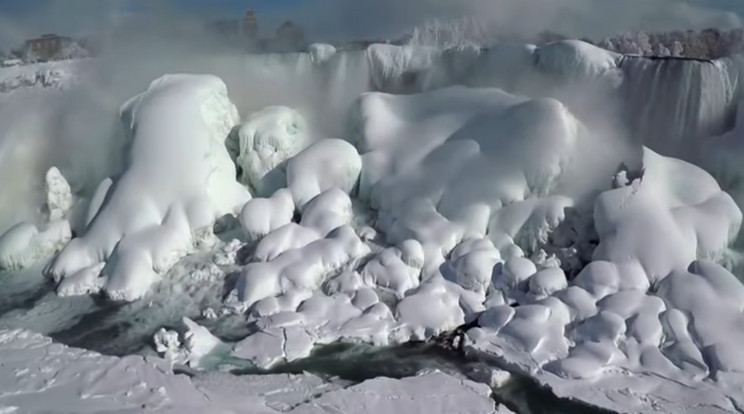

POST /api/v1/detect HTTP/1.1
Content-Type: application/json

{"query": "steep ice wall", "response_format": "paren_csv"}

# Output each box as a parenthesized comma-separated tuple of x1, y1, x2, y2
(44, 74, 250, 301)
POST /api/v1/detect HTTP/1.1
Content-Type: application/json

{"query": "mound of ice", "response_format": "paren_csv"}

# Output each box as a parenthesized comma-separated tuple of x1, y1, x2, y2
(0, 167, 74, 270)
(154, 317, 228, 369)
(286, 139, 362, 210)
(233, 106, 310, 195)
(464, 149, 744, 413)
(44, 74, 249, 301)
(594, 148, 741, 283)
(239, 189, 295, 241)
(235, 224, 370, 310)
(350, 86, 616, 264)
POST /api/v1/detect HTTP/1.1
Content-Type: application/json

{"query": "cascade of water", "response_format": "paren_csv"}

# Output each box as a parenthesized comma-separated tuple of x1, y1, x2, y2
(619, 55, 740, 156)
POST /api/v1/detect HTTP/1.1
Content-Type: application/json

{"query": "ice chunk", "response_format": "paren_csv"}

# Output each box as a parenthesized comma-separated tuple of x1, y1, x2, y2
(236, 225, 370, 308)
(286, 138, 362, 210)
(300, 188, 353, 236)
(44, 166, 73, 221)
(239, 189, 295, 241)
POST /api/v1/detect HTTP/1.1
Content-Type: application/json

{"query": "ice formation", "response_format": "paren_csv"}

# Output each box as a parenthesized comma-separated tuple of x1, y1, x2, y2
(43, 74, 250, 301)
(233, 106, 310, 196)
(5, 38, 744, 414)
(0, 167, 74, 270)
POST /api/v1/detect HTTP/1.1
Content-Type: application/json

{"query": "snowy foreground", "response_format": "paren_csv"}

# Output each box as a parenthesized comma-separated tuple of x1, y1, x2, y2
(0, 329, 510, 413)
(2, 40, 744, 413)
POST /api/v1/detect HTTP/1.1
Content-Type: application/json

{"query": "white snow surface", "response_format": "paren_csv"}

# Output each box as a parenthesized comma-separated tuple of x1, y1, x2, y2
(0, 329, 503, 414)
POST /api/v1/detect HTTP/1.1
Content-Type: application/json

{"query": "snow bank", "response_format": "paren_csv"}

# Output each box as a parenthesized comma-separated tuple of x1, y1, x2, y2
(44, 74, 250, 301)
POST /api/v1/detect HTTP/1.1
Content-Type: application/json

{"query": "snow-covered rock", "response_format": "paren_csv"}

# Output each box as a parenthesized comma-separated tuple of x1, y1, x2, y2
(44, 74, 249, 301)
(239, 189, 294, 241)
(0, 167, 74, 270)
(286, 138, 362, 210)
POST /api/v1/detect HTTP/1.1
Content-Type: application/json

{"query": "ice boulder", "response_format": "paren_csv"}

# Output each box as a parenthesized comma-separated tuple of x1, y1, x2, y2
(593, 148, 742, 283)
(361, 243, 423, 298)
(349, 86, 624, 263)
(45, 74, 250, 301)
(298, 188, 353, 237)
(234, 106, 310, 195)
(441, 238, 502, 293)
(239, 188, 295, 241)
(286, 139, 362, 210)
(235, 224, 370, 309)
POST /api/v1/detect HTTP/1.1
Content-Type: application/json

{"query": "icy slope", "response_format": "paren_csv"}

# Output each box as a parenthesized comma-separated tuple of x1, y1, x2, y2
(44, 74, 250, 301)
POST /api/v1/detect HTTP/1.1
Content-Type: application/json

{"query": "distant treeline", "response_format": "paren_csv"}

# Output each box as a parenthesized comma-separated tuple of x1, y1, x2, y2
(539, 29, 744, 60)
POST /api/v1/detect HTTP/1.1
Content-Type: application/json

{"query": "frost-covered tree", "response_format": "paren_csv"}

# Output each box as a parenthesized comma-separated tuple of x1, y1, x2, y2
(408, 17, 495, 49)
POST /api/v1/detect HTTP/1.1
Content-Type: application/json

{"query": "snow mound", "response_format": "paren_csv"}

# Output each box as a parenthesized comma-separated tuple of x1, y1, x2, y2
(465, 150, 744, 413)
(239, 188, 294, 241)
(593, 148, 741, 283)
(235, 224, 370, 310)
(44, 74, 249, 301)
(286, 138, 362, 210)
(350, 86, 600, 263)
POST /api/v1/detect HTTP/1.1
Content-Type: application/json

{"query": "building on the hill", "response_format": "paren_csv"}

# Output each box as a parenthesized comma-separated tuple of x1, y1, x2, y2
(25, 34, 72, 61)
(243, 9, 258, 39)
